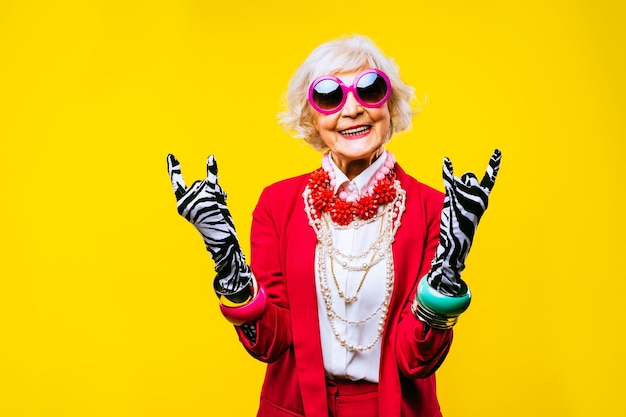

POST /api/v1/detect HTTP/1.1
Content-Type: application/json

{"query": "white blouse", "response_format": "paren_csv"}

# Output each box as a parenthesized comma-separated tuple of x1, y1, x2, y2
(314, 150, 394, 383)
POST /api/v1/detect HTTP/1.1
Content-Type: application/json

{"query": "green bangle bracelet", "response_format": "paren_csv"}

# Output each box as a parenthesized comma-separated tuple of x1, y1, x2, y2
(417, 276, 472, 316)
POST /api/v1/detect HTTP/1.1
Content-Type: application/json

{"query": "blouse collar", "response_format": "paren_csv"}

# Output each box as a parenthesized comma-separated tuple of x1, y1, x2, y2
(327, 149, 388, 196)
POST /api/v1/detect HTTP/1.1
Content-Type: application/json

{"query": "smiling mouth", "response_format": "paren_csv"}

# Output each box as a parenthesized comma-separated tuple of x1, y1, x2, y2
(338, 125, 371, 137)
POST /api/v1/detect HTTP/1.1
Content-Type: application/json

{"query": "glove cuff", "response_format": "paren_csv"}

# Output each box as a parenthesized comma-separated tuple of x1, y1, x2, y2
(213, 255, 254, 302)
(412, 275, 471, 330)
(213, 269, 254, 304)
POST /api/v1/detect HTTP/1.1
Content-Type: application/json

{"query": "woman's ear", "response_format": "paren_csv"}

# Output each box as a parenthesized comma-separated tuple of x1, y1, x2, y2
(312, 114, 319, 132)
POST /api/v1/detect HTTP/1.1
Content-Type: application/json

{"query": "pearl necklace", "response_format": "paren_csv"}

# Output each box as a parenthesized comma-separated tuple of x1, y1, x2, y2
(328, 214, 383, 302)
(317, 195, 404, 271)
(303, 152, 407, 352)
(316, 245, 394, 352)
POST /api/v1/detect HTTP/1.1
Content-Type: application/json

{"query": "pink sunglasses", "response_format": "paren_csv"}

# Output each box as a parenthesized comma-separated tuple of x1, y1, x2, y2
(308, 69, 391, 115)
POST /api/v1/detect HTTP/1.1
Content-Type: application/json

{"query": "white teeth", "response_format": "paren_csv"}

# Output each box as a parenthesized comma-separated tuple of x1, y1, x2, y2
(340, 126, 370, 136)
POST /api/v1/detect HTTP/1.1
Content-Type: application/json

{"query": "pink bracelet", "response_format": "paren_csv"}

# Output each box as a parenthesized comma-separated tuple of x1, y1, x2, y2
(219, 285, 268, 326)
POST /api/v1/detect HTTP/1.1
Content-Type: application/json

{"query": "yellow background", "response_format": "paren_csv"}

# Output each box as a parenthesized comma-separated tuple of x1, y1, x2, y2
(1, 0, 624, 416)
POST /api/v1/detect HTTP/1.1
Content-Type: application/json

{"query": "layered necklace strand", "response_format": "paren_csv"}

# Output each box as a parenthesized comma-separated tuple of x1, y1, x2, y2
(328, 214, 384, 303)
(303, 152, 406, 352)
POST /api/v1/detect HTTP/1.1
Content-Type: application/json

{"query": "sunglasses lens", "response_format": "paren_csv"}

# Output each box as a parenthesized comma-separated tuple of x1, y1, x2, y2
(356, 72, 389, 105)
(312, 79, 343, 111)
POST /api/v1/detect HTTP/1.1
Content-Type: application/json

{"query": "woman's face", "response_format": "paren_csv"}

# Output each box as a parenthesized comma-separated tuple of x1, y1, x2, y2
(312, 69, 391, 177)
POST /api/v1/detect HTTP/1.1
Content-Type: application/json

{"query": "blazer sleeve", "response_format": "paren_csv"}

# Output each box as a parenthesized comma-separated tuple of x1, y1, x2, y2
(233, 185, 293, 363)
(395, 183, 454, 379)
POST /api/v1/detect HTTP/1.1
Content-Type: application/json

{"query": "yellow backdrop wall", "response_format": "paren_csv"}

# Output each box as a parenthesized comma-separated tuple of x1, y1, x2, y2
(1, 1, 624, 416)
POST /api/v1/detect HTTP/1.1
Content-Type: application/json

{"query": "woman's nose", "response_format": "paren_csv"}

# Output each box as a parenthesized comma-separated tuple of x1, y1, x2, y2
(341, 92, 363, 117)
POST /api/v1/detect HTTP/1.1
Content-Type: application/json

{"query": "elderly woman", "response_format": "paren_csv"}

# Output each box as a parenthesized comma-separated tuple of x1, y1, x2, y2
(167, 35, 501, 417)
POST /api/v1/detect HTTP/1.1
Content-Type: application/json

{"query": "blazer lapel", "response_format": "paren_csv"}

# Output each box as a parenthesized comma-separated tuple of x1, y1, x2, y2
(284, 186, 328, 417)
(380, 167, 427, 417)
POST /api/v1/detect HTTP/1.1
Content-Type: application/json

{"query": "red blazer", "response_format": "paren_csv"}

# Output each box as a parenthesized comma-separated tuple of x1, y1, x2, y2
(235, 164, 453, 417)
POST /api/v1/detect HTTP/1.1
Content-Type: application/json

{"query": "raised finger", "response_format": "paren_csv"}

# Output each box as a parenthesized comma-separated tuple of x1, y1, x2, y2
(442, 157, 456, 194)
(167, 154, 187, 200)
(205, 154, 219, 187)
(480, 149, 502, 192)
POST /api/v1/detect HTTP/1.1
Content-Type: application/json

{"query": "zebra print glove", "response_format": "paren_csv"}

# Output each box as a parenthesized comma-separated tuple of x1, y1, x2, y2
(413, 149, 501, 329)
(167, 154, 253, 302)
(428, 149, 502, 296)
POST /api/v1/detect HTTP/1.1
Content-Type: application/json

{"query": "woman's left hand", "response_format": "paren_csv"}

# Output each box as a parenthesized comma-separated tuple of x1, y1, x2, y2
(427, 149, 502, 296)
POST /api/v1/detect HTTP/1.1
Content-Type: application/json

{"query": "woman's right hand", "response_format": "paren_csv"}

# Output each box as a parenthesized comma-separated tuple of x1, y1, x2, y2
(166, 154, 253, 299)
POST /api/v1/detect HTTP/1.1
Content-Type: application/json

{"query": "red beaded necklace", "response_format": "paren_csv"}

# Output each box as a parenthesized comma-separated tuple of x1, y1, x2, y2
(307, 157, 398, 226)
